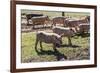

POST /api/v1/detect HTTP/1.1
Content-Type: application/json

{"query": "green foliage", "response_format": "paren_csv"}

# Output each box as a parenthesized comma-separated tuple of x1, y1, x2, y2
(21, 10, 90, 19)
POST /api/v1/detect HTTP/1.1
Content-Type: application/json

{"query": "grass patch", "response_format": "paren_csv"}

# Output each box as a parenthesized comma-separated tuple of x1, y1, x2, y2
(21, 32, 90, 63)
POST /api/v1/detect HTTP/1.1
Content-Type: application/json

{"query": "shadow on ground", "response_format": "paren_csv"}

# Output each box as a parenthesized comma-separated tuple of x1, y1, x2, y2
(36, 48, 67, 61)
(76, 33, 90, 38)
(56, 44, 81, 48)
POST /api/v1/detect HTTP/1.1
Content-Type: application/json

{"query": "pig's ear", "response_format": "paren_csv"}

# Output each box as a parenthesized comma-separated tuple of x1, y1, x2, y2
(70, 28, 74, 31)
(60, 34, 64, 37)
(70, 28, 76, 33)
(70, 28, 72, 31)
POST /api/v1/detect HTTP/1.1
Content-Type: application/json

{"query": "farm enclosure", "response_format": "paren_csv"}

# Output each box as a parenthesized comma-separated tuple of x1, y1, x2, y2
(21, 10, 90, 63)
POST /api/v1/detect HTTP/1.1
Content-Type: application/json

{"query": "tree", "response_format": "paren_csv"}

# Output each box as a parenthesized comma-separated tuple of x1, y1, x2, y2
(62, 12, 65, 16)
